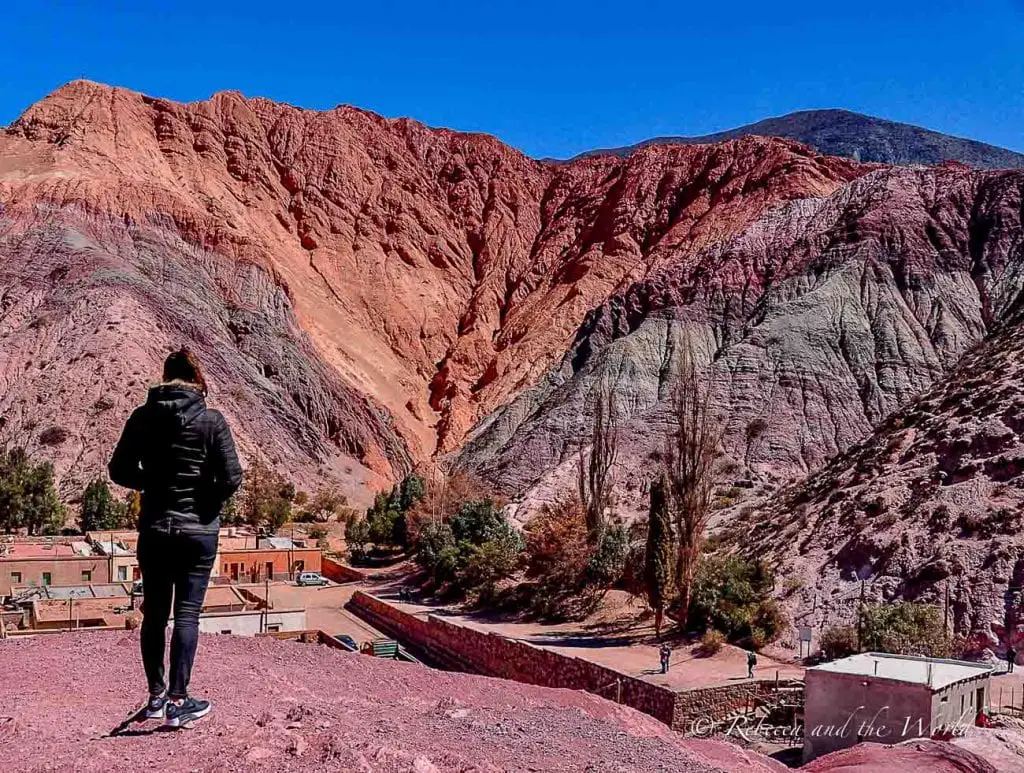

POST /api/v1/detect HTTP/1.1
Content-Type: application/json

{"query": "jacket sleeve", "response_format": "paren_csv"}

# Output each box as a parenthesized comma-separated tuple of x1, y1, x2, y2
(206, 410, 244, 503)
(108, 408, 147, 490)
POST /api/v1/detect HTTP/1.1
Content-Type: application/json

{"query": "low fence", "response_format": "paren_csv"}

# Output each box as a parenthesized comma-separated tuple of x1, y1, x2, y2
(347, 591, 800, 730)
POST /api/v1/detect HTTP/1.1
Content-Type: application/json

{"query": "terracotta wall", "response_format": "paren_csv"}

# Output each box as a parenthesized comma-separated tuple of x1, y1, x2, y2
(321, 556, 365, 583)
(348, 591, 801, 731)
(216, 548, 321, 582)
(1, 557, 110, 596)
(349, 591, 676, 724)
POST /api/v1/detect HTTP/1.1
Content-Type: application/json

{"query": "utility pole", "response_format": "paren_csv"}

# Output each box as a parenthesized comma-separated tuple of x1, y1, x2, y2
(857, 580, 866, 650)
(944, 581, 950, 637)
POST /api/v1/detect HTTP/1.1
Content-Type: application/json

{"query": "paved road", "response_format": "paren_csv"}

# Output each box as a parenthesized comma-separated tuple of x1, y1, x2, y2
(236, 580, 384, 645)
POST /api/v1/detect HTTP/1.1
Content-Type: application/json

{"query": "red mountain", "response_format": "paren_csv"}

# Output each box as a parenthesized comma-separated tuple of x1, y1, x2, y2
(0, 80, 864, 499)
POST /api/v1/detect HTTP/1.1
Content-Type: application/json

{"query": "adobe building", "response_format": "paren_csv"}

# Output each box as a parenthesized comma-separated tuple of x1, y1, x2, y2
(88, 533, 140, 583)
(0, 542, 110, 597)
(217, 536, 321, 583)
(803, 652, 993, 762)
(7, 582, 273, 631)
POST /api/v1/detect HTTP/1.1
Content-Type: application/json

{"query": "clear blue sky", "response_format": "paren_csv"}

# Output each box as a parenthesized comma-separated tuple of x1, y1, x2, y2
(2, 1, 1022, 159)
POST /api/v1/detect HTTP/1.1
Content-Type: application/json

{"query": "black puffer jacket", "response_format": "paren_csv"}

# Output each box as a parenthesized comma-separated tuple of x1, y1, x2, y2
(108, 383, 243, 535)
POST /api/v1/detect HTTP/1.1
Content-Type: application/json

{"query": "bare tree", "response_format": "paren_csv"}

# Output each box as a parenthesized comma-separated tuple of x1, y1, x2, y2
(577, 386, 618, 542)
(665, 337, 719, 623)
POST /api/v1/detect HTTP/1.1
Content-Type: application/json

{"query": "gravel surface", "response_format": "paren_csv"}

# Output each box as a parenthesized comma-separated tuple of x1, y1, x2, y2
(0, 631, 783, 772)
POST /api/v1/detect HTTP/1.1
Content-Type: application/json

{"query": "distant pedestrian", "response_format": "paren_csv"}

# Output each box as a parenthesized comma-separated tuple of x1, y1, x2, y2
(659, 644, 672, 674)
(1007, 647, 1017, 674)
(747, 649, 758, 679)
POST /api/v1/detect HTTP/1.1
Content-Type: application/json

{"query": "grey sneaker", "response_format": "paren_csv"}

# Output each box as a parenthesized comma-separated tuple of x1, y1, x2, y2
(144, 694, 167, 720)
(165, 696, 212, 728)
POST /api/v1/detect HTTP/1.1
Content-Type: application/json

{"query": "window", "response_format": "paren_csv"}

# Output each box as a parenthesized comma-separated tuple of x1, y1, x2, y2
(267, 624, 281, 633)
(82, 570, 92, 582)
(42, 572, 52, 586)
(220, 629, 232, 635)
(10, 572, 21, 585)
(117, 566, 128, 581)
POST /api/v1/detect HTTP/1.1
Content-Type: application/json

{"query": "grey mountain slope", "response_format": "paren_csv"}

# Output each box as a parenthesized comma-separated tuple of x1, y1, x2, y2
(575, 109, 1024, 170)
(456, 166, 1024, 517)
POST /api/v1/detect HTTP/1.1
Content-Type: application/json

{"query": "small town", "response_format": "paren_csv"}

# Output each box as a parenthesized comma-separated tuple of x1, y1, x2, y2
(5, 463, 1024, 770)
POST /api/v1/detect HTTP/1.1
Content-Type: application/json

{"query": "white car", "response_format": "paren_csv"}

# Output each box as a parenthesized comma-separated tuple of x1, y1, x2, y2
(296, 571, 328, 587)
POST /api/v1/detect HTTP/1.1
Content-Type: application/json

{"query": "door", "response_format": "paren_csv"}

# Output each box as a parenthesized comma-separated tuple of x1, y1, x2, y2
(230, 563, 240, 581)
(977, 687, 986, 711)
(266, 562, 274, 581)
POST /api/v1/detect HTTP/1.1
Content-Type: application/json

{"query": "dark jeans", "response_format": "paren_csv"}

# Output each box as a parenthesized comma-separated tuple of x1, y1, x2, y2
(137, 528, 218, 699)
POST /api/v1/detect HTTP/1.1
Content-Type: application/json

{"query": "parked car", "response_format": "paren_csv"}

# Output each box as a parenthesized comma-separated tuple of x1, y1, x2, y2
(333, 634, 358, 651)
(296, 571, 328, 587)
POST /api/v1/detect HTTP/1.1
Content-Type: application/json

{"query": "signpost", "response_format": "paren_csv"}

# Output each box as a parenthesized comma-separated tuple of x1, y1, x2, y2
(798, 626, 813, 658)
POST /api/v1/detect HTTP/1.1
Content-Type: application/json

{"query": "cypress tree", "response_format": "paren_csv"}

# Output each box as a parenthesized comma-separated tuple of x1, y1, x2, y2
(645, 472, 674, 637)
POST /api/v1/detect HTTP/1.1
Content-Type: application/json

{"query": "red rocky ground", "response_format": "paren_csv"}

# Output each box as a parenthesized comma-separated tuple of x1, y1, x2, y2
(0, 632, 997, 772)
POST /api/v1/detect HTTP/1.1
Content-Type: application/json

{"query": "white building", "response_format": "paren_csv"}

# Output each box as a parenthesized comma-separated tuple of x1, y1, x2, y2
(803, 652, 993, 762)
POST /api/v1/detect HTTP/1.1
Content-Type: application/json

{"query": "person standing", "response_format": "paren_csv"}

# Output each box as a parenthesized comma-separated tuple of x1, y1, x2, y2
(660, 643, 672, 674)
(109, 348, 243, 728)
(747, 649, 758, 679)
(1007, 646, 1017, 674)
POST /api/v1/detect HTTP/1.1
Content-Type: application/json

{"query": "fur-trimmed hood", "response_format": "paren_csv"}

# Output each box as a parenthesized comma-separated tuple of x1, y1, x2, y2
(145, 381, 206, 428)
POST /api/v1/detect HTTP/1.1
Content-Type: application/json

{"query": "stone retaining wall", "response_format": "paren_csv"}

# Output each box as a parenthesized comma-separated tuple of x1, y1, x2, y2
(348, 591, 799, 730)
(321, 556, 365, 584)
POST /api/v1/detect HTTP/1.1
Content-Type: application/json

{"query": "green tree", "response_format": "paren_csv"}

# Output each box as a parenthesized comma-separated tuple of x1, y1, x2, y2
(821, 625, 859, 660)
(859, 603, 950, 657)
(398, 474, 425, 512)
(414, 521, 459, 582)
(22, 460, 66, 535)
(0, 447, 29, 534)
(221, 493, 240, 525)
(688, 555, 785, 648)
(80, 477, 125, 532)
(413, 498, 524, 598)
(644, 472, 674, 636)
(366, 491, 405, 548)
(345, 514, 371, 562)
(585, 521, 628, 589)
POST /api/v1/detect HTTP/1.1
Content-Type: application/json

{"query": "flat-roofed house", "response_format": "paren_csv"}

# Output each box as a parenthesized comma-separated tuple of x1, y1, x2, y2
(803, 652, 993, 762)
(0, 542, 109, 597)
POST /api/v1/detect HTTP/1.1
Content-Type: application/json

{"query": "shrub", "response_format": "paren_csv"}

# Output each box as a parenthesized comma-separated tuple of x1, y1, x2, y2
(688, 556, 784, 647)
(859, 603, 950, 657)
(39, 426, 70, 446)
(413, 498, 524, 598)
(413, 521, 459, 582)
(698, 629, 726, 656)
(820, 625, 859, 660)
(749, 599, 789, 648)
